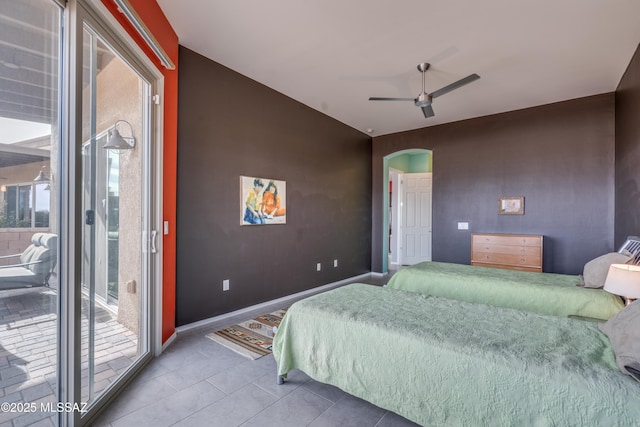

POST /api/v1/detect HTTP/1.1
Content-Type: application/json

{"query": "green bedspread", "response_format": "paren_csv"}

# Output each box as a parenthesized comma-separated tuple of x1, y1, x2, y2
(273, 284, 640, 427)
(386, 261, 624, 320)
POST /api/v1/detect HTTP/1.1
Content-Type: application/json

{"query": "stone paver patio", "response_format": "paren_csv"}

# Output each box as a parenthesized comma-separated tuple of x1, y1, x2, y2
(0, 284, 138, 427)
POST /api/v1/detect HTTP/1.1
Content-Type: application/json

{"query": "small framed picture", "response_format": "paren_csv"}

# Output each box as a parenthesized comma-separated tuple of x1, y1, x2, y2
(240, 176, 287, 225)
(498, 196, 524, 215)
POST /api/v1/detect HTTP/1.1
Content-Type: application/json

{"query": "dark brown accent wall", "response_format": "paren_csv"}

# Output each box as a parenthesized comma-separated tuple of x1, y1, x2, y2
(372, 94, 616, 274)
(615, 43, 640, 247)
(176, 47, 372, 326)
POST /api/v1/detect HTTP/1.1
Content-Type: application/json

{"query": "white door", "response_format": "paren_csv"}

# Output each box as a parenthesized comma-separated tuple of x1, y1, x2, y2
(400, 173, 432, 265)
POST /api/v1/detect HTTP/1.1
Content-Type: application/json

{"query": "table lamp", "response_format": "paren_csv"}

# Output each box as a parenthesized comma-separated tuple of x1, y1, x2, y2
(603, 264, 640, 306)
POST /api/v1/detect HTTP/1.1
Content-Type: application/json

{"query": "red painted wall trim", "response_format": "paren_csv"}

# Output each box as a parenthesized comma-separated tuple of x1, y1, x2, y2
(100, 0, 178, 344)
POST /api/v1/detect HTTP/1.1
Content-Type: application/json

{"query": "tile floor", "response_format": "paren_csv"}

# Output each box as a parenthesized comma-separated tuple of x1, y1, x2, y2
(92, 271, 419, 427)
(0, 284, 138, 427)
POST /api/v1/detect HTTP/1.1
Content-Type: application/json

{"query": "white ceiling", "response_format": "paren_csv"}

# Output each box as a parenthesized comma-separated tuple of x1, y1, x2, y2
(157, 0, 640, 137)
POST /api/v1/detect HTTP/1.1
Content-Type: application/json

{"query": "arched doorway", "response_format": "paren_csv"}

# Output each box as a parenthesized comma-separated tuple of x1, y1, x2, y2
(382, 149, 432, 273)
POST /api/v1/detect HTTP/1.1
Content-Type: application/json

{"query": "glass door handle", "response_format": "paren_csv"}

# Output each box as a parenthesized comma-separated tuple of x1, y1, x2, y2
(150, 230, 158, 253)
(85, 210, 95, 225)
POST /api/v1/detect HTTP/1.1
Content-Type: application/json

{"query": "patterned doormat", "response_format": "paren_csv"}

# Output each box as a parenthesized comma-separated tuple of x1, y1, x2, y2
(206, 309, 287, 360)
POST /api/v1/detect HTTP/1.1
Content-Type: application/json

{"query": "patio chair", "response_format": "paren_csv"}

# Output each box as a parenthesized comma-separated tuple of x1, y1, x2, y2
(0, 233, 57, 290)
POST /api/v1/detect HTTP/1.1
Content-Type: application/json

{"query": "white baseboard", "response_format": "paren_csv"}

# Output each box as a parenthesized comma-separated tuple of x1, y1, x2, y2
(175, 272, 372, 335)
(370, 271, 388, 278)
(160, 331, 177, 354)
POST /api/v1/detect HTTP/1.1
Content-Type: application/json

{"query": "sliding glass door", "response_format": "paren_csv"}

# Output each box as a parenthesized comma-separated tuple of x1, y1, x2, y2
(74, 8, 156, 422)
(1, 1, 161, 423)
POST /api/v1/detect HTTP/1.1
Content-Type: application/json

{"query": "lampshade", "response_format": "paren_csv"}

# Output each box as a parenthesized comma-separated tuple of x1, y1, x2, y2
(103, 120, 136, 150)
(603, 264, 640, 299)
(34, 166, 49, 182)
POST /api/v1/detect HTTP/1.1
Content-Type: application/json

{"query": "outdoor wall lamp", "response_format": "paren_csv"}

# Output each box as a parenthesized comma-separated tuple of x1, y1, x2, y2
(103, 120, 136, 150)
(34, 165, 50, 182)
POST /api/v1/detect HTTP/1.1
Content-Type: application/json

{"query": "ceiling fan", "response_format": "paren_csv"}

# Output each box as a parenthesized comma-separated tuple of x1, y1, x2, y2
(369, 63, 480, 118)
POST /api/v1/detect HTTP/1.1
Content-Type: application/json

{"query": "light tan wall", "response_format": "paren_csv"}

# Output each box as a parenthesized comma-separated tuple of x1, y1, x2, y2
(0, 230, 36, 265)
(0, 162, 48, 187)
(95, 55, 143, 334)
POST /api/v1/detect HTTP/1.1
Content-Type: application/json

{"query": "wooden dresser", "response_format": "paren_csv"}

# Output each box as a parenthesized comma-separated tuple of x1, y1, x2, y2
(471, 233, 543, 272)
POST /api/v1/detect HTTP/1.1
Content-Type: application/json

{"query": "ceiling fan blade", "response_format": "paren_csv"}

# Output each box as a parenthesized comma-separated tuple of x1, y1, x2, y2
(421, 105, 434, 118)
(430, 73, 480, 98)
(369, 97, 415, 101)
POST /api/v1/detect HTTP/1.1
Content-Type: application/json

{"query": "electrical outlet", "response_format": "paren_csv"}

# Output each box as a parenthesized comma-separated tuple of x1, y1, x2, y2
(316, 263, 321, 272)
(457, 222, 469, 230)
(333, 259, 338, 268)
(223, 279, 230, 291)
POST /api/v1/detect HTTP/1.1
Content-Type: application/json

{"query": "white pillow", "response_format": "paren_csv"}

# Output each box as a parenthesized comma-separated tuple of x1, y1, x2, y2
(582, 252, 632, 289)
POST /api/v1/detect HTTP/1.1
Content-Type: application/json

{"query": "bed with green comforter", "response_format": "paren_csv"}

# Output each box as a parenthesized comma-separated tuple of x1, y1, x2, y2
(385, 261, 624, 320)
(273, 284, 640, 426)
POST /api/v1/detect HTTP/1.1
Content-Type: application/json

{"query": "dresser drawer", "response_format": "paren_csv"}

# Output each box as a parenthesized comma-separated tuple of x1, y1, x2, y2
(472, 243, 541, 256)
(473, 234, 542, 247)
(471, 251, 541, 267)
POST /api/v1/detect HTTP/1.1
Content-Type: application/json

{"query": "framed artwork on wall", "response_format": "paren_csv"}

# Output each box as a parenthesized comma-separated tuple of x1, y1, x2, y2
(240, 176, 287, 225)
(498, 196, 524, 215)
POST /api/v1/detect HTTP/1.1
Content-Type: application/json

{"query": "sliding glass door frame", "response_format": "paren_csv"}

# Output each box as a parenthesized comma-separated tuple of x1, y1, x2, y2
(58, 1, 164, 425)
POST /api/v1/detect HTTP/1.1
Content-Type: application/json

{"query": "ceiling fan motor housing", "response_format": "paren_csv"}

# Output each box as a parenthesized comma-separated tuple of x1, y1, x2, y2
(415, 93, 432, 107)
